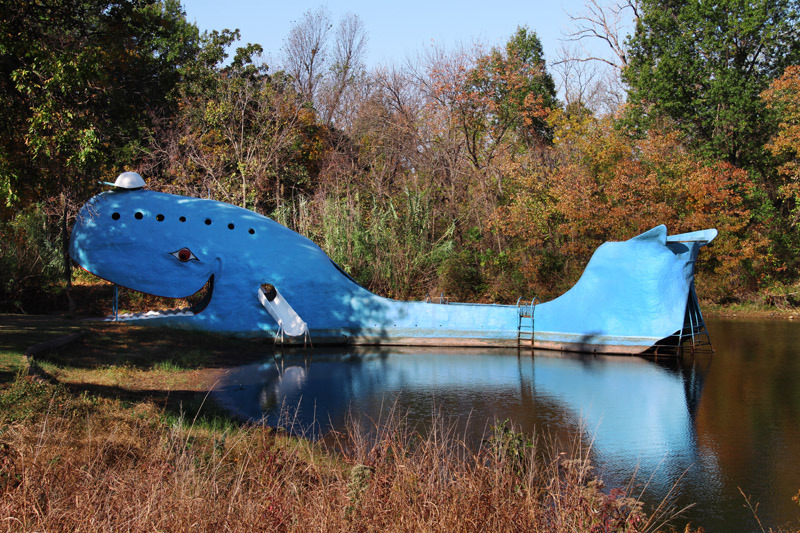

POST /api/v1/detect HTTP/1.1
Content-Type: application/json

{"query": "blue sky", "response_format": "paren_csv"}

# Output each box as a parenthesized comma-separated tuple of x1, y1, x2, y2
(180, 0, 628, 70)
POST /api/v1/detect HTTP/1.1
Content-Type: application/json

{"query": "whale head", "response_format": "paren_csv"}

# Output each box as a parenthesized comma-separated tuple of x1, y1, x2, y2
(69, 188, 302, 333)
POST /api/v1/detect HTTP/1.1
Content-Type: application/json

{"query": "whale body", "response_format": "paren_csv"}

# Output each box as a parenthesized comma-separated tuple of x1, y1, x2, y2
(69, 188, 716, 354)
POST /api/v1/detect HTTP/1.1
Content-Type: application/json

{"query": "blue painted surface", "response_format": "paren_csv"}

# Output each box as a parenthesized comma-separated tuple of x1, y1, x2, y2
(69, 189, 716, 352)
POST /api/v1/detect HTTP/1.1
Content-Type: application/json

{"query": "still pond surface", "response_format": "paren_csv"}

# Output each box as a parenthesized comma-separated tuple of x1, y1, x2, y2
(215, 317, 800, 532)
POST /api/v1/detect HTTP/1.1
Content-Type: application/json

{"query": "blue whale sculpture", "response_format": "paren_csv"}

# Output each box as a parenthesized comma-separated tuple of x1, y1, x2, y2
(69, 185, 716, 354)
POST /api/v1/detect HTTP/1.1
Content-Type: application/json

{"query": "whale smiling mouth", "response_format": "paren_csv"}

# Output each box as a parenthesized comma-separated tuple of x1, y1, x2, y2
(112, 275, 214, 321)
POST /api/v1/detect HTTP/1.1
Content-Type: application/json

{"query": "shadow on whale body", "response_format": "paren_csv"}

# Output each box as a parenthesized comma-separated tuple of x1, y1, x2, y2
(69, 183, 717, 354)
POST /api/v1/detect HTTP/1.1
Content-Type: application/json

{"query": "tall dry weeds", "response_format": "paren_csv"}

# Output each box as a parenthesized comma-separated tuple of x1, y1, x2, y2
(0, 377, 687, 532)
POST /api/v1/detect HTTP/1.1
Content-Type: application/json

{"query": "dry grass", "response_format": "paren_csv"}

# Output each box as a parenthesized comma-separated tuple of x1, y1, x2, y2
(0, 314, 701, 531)
(0, 376, 697, 533)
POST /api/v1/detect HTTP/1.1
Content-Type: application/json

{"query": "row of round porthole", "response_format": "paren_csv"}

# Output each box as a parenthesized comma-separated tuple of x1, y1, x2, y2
(110, 211, 256, 234)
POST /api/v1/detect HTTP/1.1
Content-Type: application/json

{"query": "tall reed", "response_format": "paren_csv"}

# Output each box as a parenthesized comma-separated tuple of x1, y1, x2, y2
(310, 188, 454, 299)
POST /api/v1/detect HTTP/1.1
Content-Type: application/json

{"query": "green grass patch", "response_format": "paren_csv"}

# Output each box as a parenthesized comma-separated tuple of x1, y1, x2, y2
(0, 374, 99, 425)
(0, 314, 85, 381)
(0, 314, 272, 391)
(151, 349, 209, 371)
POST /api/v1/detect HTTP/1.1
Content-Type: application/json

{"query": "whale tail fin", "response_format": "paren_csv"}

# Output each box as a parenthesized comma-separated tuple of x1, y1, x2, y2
(625, 226, 717, 352)
(534, 226, 716, 354)
(626, 224, 718, 247)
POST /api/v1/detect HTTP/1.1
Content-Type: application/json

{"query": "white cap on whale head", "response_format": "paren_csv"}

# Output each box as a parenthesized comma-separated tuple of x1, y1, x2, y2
(103, 171, 145, 190)
(114, 171, 145, 189)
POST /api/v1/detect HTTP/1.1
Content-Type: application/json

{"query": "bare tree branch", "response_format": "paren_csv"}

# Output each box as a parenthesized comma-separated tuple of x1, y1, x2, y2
(555, 0, 637, 114)
(283, 7, 332, 104)
(553, 42, 627, 115)
(563, 0, 638, 70)
(320, 13, 368, 126)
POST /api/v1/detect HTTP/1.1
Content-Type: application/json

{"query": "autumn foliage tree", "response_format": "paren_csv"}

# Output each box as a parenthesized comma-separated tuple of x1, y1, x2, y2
(763, 65, 800, 222)
(496, 110, 763, 300)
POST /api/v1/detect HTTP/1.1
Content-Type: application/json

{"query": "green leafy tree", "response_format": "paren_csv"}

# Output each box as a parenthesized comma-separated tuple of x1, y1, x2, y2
(624, 0, 800, 171)
(0, 0, 200, 308)
(454, 27, 558, 169)
(473, 27, 559, 147)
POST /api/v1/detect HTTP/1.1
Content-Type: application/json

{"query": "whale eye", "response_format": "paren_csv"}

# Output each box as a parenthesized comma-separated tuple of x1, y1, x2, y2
(170, 248, 198, 262)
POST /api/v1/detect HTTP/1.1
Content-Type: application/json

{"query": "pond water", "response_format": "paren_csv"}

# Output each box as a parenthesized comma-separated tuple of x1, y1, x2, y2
(214, 317, 800, 532)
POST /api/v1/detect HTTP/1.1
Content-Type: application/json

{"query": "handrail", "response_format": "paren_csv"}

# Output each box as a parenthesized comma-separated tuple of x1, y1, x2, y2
(517, 296, 540, 314)
(424, 293, 449, 304)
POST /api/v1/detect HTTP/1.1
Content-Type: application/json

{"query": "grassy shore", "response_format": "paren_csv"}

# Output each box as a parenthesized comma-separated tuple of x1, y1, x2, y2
(703, 302, 800, 320)
(0, 314, 720, 531)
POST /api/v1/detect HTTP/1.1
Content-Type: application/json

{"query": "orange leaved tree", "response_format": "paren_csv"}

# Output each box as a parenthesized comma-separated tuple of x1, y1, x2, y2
(497, 109, 765, 301)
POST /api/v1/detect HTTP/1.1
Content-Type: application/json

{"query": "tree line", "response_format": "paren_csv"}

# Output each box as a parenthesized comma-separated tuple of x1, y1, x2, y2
(2, 0, 800, 312)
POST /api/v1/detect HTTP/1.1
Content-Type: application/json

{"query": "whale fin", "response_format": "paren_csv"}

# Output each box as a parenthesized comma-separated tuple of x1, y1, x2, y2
(627, 225, 667, 244)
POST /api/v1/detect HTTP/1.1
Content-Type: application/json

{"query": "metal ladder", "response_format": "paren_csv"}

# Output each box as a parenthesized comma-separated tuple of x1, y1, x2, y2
(516, 297, 539, 349)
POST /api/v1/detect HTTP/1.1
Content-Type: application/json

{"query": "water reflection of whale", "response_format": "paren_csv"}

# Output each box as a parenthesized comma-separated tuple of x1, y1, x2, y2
(650, 352, 713, 424)
(259, 365, 308, 412)
(216, 349, 719, 495)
